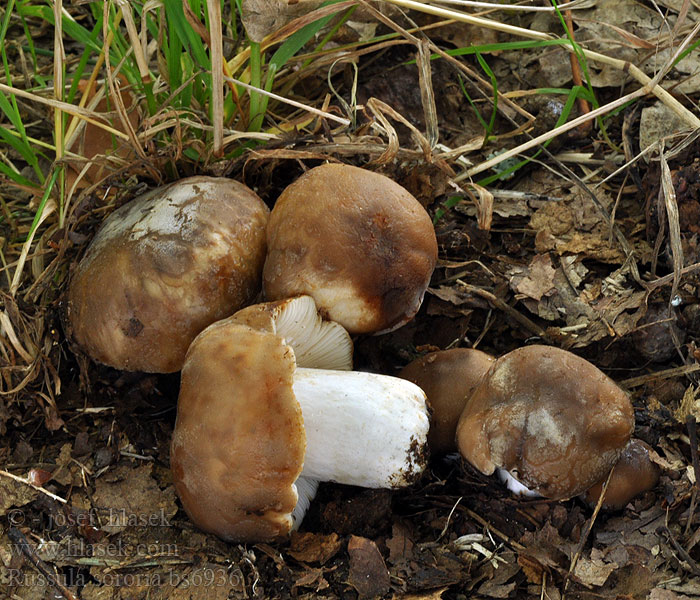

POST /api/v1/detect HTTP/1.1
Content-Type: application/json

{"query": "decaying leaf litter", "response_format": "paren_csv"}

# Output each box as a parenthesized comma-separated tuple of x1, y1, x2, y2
(1, 0, 700, 597)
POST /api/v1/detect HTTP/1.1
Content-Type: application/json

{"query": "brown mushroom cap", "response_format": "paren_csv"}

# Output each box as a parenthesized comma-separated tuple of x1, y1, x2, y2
(456, 345, 635, 499)
(399, 348, 495, 455)
(263, 163, 438, 334)
(66, 176, 269, 372)
(171, 318, 304, 541)
(582, 439, 660, 510)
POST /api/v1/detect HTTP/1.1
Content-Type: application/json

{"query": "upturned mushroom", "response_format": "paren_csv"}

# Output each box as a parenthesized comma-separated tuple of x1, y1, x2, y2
(582, 439, 660, 510)
(170, 295, 430, 542)
(65, 176, 269, 373)
(263, 163, 438, 335)
(398, 348, 495, 455)
(456, 345, 635, 499)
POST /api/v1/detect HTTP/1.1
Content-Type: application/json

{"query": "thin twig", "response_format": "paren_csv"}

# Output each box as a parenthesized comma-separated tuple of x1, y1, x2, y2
(461, 506, 527, 552)
(647, 262, 700, 290)
(0, 469, 67, 504)
(564, 467, 614, 594)
(563, 10, 591, 123)
(454, 280, 551, 341)
(8, 527, 80, 600)
(687, 415, 700, 495)
(656, 525, 700, 577)
(621, 363, 700, 388)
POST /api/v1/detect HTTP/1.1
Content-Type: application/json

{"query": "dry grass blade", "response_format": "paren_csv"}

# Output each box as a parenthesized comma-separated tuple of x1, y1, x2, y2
(102, 5, 148, 168)
(0, 82, 130, 140)
(117, 0, 151, 82)
(207, 0, 224, 156)
(458, 87, 649, 180)
(621, 363, 700, 388)
(429, 0, 591, 11)
(417, 40, 439, 150)
(223, 75, 351, 126)
(659, 151, 684, 301)
(53, 0, 65, 166)
(0, 311, 35, 364)
(383, 0, 552, 40)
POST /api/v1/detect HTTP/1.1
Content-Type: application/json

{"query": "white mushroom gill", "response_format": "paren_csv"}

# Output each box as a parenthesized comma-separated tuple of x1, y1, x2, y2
(291, 476, 319, 528)
(497, 468, 542, 498)
(274, 295, 353, 370)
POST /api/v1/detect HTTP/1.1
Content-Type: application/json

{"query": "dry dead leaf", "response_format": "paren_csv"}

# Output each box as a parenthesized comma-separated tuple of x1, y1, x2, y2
(512, 253, 556, 301)
(0, 476, 37, 515)
(51, 443, 80, 487)
(477, 579, 517, 598)
(347, 535, 391, 599)
(288, 531, 342, 565)
(386, 521, 415, 564)
(292, 567, 330, 592)
(572, 555, 618, 587)
(92, 463, 177, 534)
(241, 0, 324, 42)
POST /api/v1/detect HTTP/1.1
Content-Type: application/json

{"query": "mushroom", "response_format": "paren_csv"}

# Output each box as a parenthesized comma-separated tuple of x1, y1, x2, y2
(170, 295, 430, 542)
(263, 163, 438, 335)
(65, 176, 269, 373)
(398, 348, 495, 455)
(582, 439, 660, 510)
(456, 345, 635, 499)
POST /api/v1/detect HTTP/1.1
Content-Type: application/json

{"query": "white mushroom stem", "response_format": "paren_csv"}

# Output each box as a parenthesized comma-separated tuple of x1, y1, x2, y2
(292, 368, 430, 489)
(497, 468, 542, 498)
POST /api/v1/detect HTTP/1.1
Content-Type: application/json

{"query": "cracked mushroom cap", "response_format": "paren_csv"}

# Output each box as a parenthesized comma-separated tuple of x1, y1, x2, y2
(170, 296, 353, 542)
(65, 176, 269, 372)
(263, 163, 438, 334)
(399, 348, 495, 455)
(582, 439, 660, 510)
(456, 345, 635, 499)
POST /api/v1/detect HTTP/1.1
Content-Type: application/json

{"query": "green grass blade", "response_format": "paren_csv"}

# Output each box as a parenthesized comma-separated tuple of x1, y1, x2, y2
(163, 0, 210, 69)
(248, 41, 264, 131)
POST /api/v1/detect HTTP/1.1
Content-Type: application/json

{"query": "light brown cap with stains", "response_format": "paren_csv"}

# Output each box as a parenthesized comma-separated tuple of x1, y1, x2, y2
(456, 345, 635, 499)
(399, 348, 495, 455)
(65, 176, 269, 372)
(263, 163, 438, 334)
(171, 318, 305, 541)
(583, 439, 660, 510)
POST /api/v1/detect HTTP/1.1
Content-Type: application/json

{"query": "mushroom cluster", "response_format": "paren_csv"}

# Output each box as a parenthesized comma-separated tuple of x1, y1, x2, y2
(67, 164, 441, 541)
(456, 345, 636, 500)
(66, 162, 653, 545)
